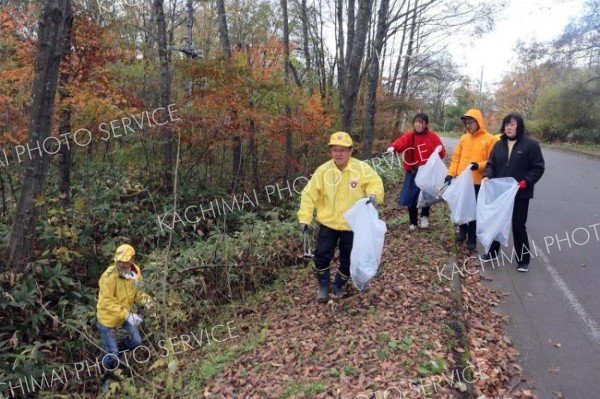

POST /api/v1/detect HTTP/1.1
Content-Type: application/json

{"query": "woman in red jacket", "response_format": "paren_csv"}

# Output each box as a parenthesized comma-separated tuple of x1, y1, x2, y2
(386, 113, 446, 231)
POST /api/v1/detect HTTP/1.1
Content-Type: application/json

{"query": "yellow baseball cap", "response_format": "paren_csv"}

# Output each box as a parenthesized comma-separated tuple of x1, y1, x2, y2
(328, 131, 353, 147)
(114, 244, 136, 262)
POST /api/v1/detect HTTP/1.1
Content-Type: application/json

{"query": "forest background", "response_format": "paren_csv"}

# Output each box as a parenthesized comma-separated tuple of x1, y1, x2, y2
(0, 0, 598, 397)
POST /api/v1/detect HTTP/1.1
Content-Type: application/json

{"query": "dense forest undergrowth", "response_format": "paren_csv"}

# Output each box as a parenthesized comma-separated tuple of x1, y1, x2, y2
(1, 158, 535, 398)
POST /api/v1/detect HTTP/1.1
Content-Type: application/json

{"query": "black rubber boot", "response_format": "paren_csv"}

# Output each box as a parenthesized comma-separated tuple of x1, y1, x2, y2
(314, 264, 330, 303)
(456, 229, 467, 243)
(466, 239, 477, 252)
(331, 284, 345, 298)
(317, 282, 330, 303)
(331, 271, 349, 298)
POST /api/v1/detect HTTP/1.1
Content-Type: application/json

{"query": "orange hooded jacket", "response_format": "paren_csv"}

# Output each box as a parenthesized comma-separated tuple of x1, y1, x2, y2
(448, 109, 497, 184)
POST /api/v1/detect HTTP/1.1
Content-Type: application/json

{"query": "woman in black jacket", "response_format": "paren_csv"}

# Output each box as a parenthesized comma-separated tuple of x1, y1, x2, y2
(481, 113, 545, 272)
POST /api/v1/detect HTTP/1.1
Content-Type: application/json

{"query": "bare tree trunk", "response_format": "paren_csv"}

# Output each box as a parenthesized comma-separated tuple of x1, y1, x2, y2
(154, 0, 173, 193)
(390, 0, 410, 97)
(249, 119, 259, 192)
(362, 0, 390, 159)
(340, 0, 373, 133)
(393, 0, 415, 129)
(0, 171, 7, 216)
(380, 29, 387, 82)
(282, 0, 293, 180)
(58, 8, 74, 207)
(336, 0, 345, 101)
(300, 0, 311, 72)
(399, 0, 418, 99)
(6, 0, 72, 271)
(345, 0, 355, 68)
(184, 0, 195, 96)
(315, 0, 327, 101)
(215, 0, 240, 191)
(216, 0, 231, 58)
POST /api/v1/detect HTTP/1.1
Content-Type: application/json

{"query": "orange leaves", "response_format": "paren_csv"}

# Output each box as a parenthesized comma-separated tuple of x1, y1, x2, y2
(0, 18, 16, 34)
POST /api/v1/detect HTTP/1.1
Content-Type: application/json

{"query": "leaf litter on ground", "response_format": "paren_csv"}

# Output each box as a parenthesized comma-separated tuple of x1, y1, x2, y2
(173, 183, 537, 399)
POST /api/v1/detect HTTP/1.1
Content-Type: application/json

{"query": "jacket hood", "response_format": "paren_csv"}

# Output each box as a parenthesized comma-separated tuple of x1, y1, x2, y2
(462, 109, 486, 132)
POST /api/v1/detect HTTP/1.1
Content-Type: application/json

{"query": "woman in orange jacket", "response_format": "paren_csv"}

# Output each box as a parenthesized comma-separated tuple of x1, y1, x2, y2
(445, 109, 497, 252)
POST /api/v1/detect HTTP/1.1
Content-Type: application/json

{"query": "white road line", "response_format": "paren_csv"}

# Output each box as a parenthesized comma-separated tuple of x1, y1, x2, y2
(534, 242, 600, 346)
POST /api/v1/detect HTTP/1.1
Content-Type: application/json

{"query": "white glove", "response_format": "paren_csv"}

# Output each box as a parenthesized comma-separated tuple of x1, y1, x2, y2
(144, 298, 155, 311)
(386, 146, 395, 154)
(127, 313, 143, 327)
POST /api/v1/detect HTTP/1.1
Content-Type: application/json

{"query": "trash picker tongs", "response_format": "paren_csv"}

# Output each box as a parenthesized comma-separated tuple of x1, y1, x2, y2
(303, 229, 315, 260)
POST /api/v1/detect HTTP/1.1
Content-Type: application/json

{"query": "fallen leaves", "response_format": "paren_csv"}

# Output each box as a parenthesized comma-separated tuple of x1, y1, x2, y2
(175, 188, 536, 398)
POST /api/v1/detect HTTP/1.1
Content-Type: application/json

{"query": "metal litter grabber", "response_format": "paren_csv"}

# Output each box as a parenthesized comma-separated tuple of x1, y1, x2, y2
(302, 228, 315, 261)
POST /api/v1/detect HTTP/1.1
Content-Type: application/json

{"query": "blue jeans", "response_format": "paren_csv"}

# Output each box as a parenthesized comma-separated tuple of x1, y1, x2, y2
(97, 320, 142, 369)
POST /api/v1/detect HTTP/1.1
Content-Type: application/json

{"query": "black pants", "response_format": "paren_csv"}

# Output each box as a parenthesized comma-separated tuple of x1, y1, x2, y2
(408, 205, 430, 225)
(313, 224, 353, 287)
(459, 184, 481, 243)
(489, 198, 531, 265)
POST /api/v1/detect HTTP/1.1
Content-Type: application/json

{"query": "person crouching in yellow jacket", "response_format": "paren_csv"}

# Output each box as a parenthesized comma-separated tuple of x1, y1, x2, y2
(445, 109, 497, 252)
(96, 244, 152, 373)
(298, 132, 384, 303)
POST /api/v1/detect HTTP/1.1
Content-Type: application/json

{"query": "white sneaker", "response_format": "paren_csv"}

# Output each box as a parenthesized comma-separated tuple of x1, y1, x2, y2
(409, 224, 418, 231)
(420, 217, 429, 229)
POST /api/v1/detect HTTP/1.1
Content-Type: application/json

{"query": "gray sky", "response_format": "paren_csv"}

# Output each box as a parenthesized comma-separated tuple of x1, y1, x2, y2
(448, 0, 586, 86)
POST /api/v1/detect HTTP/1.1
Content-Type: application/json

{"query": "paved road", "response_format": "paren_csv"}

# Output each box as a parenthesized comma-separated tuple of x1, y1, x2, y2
(442, 137, 600, 399)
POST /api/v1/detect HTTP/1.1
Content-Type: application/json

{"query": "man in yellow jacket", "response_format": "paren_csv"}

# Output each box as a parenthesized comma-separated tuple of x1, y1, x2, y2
(96, 244, 152, 371)
(298, 132, 384, 303)
(445, 109, 497, 252)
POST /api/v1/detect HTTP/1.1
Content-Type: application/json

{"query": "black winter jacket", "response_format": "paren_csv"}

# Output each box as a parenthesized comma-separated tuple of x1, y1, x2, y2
(483, 134, 545, 199)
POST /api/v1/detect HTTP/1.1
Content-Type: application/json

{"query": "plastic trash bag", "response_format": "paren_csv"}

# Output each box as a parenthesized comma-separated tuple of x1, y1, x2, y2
(476, 177, 519, 253)
(417, 182, 447, 208)
(415, 145, 447, 195)
(343, 198, 387, 291)
(442, 167, 477, 225)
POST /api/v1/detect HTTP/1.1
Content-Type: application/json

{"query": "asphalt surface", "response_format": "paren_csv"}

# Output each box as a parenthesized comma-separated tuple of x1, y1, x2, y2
(442, 137, 600, 399)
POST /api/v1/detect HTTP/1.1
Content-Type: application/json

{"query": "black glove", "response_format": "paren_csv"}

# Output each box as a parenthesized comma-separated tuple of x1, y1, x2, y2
(444, 175, 453, 185)
(469, 162, 479, 171)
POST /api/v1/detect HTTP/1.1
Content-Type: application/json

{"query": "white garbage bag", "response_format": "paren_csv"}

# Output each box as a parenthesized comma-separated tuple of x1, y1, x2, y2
(417, 185, 447, 208)
(476, 177, 519, 253)
(343, 198, 387, 291)
(415, 145, 447, 202)
(442, 167, 477, 225)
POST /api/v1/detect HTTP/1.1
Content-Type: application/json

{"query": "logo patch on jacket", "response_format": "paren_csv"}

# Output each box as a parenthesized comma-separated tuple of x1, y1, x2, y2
(349, 180, 358, 189)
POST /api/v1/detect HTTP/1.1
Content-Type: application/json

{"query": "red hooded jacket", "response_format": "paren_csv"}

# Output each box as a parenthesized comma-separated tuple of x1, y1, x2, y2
(389, 129, 446, 172)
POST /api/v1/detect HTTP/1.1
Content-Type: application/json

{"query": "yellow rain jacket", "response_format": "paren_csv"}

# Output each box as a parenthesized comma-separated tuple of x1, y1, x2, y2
(298, 158, 384, 231)
(448, 109, 497, 184)
(96, 263, 150, 328)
